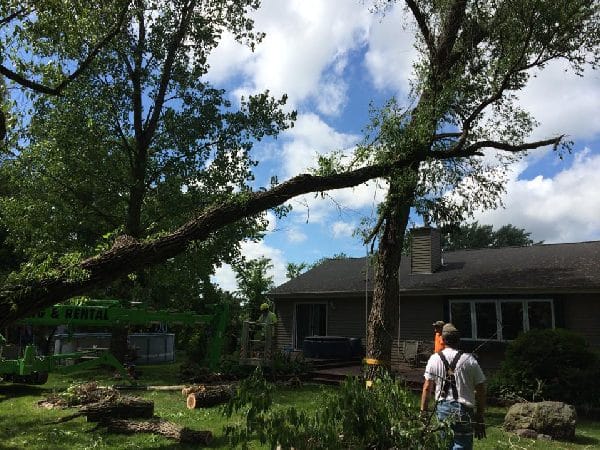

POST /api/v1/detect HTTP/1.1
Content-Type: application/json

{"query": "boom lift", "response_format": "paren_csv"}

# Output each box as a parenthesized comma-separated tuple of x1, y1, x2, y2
(0, 300, 229, 384)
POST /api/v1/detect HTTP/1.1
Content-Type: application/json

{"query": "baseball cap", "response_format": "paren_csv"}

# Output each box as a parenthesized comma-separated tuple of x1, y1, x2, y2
(442, 323, 459, 335)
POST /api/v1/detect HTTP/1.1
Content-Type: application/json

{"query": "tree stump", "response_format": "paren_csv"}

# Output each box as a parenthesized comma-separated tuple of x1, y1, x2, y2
(186, 387, 232, 409)
(105, 418, 212, 444)
(80, 396, 154, 422)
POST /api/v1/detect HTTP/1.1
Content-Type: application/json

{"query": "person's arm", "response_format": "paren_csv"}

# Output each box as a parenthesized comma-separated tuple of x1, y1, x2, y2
(420, 379, 434, 414)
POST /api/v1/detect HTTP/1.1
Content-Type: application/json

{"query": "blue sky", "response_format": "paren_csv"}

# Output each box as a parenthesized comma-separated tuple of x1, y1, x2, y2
(209, 0, 600, 291)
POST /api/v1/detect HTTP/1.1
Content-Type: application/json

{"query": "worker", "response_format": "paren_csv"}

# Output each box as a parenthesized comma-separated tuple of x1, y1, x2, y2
(433, 320, 445, 353)
(258, 302, 277, 326)
(420, 323, 487, 450)
(252, 303, 277, 358)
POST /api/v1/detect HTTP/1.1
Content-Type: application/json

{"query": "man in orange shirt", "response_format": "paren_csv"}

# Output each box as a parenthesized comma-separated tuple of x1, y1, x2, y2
(433, 320, 445, 353)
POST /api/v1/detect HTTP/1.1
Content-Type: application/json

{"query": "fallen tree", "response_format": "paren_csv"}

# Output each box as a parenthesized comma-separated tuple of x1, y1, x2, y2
(0, 135, 557, 328)
(102, 418, 213, 445)
(81, 397, 154, 422)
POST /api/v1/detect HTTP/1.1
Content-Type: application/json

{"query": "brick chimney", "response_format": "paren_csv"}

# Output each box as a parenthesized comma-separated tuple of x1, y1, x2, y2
(410, 227, 442, 274)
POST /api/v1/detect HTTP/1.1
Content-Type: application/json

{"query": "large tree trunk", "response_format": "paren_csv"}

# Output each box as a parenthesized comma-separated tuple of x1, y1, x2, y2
(366, 201, 411, 373)
(365, 164, 417, 377)
(109, 325, 130, 364)
(79, 397, 154, 422)
(104, 418, 213, 444)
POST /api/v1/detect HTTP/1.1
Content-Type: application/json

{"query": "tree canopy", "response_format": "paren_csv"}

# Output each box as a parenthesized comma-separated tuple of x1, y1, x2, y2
(0, 0, 598, 339)
(1, 0, 293, 311)
(441, 222, 540, 251)
(355, 0, 599, 366)
(234, 257, 274, 320)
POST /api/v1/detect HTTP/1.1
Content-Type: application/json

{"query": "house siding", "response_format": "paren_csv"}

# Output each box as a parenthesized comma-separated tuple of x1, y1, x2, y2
(410, 228, 442, 273)
(562, 293, 600, 348)
(399, 294, 444, 341)
(393, 294, 443, 371)
(327, 296, 367, 340)
(275, 291, 600, 370)
(274, 301, 294, 351)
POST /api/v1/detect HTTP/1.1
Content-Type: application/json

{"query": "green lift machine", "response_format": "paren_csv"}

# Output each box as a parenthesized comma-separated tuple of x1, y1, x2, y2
(0, 300, 229, 384)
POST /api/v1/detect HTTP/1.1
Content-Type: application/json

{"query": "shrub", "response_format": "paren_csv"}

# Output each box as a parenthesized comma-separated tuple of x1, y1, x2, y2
(224, 368, 450, 450)
(493, 328, 600, 406)
(269, 351, 312, 379)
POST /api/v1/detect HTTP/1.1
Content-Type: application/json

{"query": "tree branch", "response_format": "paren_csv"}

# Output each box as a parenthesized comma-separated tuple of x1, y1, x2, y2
(143, 0, 196, 146)
(0, 155, 419, 326)
(0, 132, 562, 325)
(0, 3, 128, 95)
(435, 0, 467, 66)
(405, 0, 435, 56)
(460, 135, 565, 155)
(0, 6, 31, 27)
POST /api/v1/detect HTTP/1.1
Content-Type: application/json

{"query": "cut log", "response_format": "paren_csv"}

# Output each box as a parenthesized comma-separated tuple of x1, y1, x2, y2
(104, 418, 213, 444)
(80, 396, 154, 422)
(182, 384, 206, 396)
(186, 387, 232, 409)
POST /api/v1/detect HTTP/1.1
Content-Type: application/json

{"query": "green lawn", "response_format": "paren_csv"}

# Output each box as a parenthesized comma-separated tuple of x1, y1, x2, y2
(0, 363, 599, 449)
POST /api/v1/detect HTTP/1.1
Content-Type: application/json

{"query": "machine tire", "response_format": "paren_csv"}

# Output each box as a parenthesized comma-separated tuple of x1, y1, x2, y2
(32, 371, 49, 385)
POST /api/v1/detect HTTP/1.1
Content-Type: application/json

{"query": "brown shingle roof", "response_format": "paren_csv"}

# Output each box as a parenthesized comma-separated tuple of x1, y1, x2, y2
(269, 241, 600, 296)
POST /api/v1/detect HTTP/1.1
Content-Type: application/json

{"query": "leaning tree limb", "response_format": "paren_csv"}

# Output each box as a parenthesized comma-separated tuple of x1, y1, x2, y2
(0, 134, 561, 327)
(0, 157, 414, 327)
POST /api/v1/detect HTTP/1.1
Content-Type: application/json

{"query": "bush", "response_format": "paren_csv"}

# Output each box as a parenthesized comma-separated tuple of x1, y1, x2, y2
(492, 328, 600, 407)
(224, 368, 450, 450)
(270, 351, 312, 379)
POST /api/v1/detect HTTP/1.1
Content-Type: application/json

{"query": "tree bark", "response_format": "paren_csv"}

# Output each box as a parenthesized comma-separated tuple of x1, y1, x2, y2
(186, 386, 233, 409)
(104, 418, 213, 444)
(80, 397, 154, 422)
(366, 199, 411, 372)
(0, 157, 427, 327)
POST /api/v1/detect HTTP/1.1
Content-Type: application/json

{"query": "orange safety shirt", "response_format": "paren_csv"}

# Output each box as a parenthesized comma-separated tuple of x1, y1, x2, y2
(434, 332, 445, 353)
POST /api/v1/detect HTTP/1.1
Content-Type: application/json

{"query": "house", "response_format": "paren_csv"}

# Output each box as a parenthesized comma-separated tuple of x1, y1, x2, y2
(269, 228, 600, 370)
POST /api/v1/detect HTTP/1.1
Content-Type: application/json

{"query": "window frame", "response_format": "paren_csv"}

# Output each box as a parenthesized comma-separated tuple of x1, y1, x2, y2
(449, 298, 555, 341)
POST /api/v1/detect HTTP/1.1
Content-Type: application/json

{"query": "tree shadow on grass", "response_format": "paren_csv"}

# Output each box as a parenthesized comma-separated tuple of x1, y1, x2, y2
(149, 434, 232, 449)
(571, 434, 599, 446)
(0, 383, 48, 402)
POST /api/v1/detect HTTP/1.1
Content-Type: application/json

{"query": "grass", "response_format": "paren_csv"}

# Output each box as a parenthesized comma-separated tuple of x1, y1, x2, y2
(1, 362, 599, 449)
(0, 362, 332, 449)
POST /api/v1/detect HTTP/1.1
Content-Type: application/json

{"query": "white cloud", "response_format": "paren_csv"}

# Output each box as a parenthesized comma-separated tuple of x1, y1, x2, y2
(212, 240, 288, 292)
(281, 113, 359, 177)
(474, 148, 600, 243)
(264, 210, 277, 232)
(363, 4, 418, 95)
(518, 61, 600, 141)
(275, 113, 389, 224)
(286, 227, 307, 243)
(206, 0, 371, 112)
(332, 221, 356, 238)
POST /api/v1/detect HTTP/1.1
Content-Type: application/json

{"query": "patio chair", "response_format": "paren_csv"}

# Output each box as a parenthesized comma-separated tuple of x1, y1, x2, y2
(402, 340, 420, 367)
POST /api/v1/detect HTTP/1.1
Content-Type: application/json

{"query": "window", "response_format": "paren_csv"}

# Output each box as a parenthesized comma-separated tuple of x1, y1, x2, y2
(449, 299, 554, 341)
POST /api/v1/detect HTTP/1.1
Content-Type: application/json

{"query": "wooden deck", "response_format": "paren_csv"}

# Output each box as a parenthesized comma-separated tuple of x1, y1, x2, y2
(306, 359, 426, 390)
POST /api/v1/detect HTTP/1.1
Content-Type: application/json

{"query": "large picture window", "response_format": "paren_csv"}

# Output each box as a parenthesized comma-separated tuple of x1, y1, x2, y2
(449, 299, 554, 341)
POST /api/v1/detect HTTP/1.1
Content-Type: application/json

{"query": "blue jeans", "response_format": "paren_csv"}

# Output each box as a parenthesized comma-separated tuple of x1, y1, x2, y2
(436, 400, 474, 450)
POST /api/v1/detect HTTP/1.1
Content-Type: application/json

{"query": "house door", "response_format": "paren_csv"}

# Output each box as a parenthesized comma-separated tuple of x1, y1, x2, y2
(294, 303, 327, 350)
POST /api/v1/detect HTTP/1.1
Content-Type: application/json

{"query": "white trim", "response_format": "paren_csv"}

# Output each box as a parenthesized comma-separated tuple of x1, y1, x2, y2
(449, 298, 555, 341)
